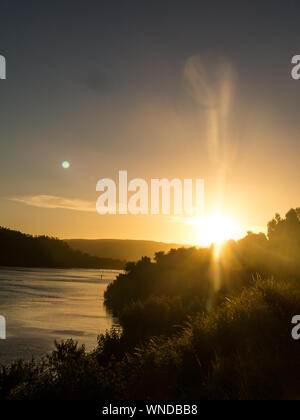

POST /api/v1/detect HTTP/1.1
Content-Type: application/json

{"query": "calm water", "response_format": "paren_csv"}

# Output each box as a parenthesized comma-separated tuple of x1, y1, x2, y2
(0, 267, 120, 365)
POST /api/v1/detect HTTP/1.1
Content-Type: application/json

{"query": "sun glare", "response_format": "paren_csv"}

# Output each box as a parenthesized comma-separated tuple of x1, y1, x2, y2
(202, 213, 240, 245)
(182, 212, 243, 247)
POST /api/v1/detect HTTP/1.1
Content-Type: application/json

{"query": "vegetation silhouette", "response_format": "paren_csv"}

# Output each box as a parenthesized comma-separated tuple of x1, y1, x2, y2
(0, 227, 125, 269)
(1, 209, 300, 400)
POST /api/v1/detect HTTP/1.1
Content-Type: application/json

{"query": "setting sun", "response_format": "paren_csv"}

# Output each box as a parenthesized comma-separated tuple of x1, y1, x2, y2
(202, 213, 241, 245)
(181, 212, 243, 246)
(180, 212, 244, 246)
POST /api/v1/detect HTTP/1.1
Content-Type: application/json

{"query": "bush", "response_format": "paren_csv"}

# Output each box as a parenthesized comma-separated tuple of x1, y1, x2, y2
(2, 277, 300, 400)
(121, 277, 300, 400)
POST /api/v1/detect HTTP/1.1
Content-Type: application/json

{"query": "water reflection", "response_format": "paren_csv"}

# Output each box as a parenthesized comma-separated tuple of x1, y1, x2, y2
(0, 267, 120, 365)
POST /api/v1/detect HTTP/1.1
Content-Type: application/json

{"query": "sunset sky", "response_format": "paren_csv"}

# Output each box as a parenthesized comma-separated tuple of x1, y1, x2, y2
(1, 0, 300, 245)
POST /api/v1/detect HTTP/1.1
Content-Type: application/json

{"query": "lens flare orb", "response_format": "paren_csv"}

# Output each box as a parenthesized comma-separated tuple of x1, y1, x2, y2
(61, 161, 70, 169)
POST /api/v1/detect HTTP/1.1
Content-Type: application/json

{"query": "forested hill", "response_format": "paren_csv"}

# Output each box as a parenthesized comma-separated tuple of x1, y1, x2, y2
(66, 238, 186, 261)
(0, 227, 125, 269)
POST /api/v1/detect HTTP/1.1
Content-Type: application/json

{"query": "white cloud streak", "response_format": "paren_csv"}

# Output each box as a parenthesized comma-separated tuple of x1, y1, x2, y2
(9, 195, 96, 213)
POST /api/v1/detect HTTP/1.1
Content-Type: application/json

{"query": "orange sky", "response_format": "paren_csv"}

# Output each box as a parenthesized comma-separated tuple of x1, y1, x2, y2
(1, 2, 300, 245)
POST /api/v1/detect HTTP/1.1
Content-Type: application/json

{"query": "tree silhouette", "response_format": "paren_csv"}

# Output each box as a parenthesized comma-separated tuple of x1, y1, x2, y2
(268, 209, 300, 269)
(0, 227, 125, 269)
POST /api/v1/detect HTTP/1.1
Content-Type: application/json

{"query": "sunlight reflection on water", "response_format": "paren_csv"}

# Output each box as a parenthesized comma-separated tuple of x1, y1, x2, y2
(0, 267, 120, 365)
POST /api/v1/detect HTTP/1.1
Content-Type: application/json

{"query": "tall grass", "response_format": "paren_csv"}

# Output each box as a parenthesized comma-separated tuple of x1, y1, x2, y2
(1, 276, 300, 400)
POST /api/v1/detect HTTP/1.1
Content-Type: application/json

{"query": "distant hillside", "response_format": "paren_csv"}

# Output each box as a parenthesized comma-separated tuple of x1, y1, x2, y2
(66, 239, 187, 261)
(0, 227, 125, 269)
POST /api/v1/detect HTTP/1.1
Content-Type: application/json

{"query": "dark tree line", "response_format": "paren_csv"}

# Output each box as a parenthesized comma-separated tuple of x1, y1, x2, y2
(0, 227, 125, 269)
(105, 209, 300, 323)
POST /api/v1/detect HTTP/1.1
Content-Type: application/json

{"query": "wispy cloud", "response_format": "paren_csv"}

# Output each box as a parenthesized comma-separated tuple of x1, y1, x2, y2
(9, 195, 96, 213)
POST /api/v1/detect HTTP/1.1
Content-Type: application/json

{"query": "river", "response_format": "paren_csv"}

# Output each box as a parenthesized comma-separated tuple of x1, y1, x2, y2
(0, 267, 120, 365)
